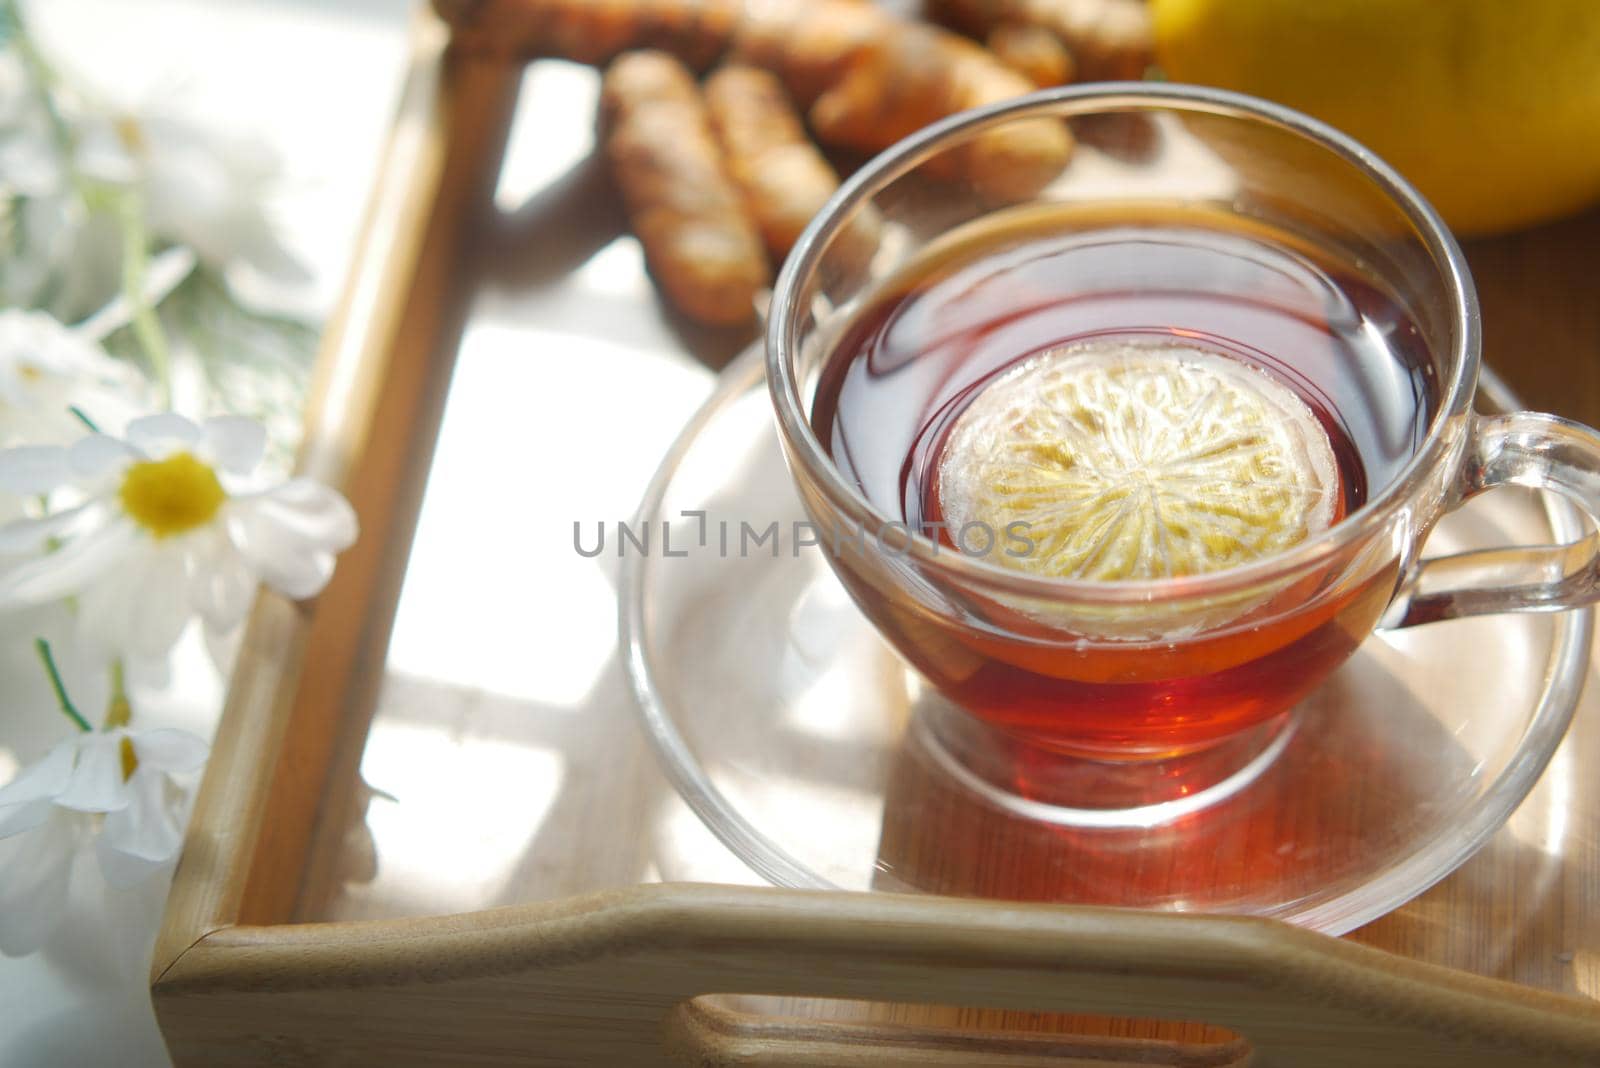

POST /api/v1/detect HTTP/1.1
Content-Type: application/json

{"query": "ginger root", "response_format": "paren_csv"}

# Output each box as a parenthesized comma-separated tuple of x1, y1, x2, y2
(927, 0, 1154, 83)
(447, 0, 1074, 202)
(441, 0, 743, 69)
(704, 64, 867, 261)
(600, 51, 768, 326)
(986, 22, 1076, 87)
(733, 0, 1073, 201)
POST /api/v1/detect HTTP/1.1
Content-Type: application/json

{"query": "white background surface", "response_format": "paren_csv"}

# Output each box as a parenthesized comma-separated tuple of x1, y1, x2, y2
(2, 2, 414, 1063)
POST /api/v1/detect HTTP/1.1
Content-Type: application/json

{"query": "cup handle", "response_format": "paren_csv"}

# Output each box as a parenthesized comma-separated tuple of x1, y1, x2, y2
(1383, 411, 1600, 629)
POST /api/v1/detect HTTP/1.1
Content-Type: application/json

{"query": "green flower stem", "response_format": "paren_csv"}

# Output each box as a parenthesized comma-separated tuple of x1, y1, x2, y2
(118, 191, 174, 407)
(35, 638, 91, 733)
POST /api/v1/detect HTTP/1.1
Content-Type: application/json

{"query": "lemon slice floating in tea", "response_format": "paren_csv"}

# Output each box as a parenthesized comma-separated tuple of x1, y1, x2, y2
(937, 339, 1341, 582)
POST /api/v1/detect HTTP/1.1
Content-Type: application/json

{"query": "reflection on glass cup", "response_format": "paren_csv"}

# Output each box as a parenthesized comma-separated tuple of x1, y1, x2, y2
(766, 86, 1600, 816)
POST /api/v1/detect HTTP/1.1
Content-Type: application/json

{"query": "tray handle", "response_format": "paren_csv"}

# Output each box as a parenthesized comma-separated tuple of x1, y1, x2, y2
(154, 885, 1600, 1067)
(660, 996, 1247, 1067)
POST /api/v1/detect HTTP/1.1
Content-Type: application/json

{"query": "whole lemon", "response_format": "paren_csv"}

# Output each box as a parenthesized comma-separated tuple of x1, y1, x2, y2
(1151, 0, 1600, 235)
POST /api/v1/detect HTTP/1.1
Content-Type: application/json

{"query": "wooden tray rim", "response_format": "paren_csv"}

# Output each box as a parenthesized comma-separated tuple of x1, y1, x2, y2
(148, 9, 1600, 1065)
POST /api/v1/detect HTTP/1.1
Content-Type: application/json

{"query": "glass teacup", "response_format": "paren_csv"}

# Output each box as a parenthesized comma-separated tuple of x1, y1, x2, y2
(766, 85, 1600, 819)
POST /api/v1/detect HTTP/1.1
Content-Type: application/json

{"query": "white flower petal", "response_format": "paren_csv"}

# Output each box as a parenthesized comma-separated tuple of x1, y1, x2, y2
(129, 116, 305, 280)
(0, 811, 79, 956)
(96, 771, 182, 886)
(0, 189, 78, 314)
(203, 619, 243, 677)
(232, 524, 332, 599)
(187, 529, 257, 631)
(0, 516, 136, 607)
(129, 545, 195, 652)
(126, 412, 202, 457)
(0, 310, 119, 378)
(68, 433, 137, 480)
(227, 479, 357, 599)
(0, 445, 72, 494)
(78, 541, 192, 658)
(0, 125, 62, 199)
(201, 415, 265, 476)
(73, 548, 143, 650)
(243, 478, 358, 546)
(0, 740, 77, 813)
(53, 733, 133, 813)
(94, 834, 170, 888)
(0, 798, 54, 840)
(0, 504, 93, 555)
(130, 729, 209, 774)
(73, 119, 138, 185)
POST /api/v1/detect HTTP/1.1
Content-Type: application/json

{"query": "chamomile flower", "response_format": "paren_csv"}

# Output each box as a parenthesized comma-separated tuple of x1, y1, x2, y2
(0, 723, 208, 956)
(0, 412, 356, 657)
(0, 48, 79, 313)
(77, 110, 304, 282)
(0, 49, 60, 199)
(0, 308, 144, 444)
(4, 43, 302, 317)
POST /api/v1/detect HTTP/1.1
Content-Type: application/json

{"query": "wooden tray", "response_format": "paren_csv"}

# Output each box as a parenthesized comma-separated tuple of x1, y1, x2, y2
(150, 8, 1600, 1065)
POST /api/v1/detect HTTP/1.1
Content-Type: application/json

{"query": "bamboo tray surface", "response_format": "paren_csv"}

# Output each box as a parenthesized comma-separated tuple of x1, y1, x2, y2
(152, 10, 1600, 1066)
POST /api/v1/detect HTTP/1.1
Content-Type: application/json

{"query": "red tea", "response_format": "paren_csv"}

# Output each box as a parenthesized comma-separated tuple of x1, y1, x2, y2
(811, 209, 1437, 758)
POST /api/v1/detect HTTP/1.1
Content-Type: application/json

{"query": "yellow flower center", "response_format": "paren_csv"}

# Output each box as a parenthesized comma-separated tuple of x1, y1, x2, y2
(17, 362, 44, 383)
(116, 115, 147, 154)
(118, 451, 227, 538)
(119, 736, 138, 782)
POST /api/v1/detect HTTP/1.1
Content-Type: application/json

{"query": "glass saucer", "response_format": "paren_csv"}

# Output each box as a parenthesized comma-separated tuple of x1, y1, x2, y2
(620, 346, 1590, 934)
